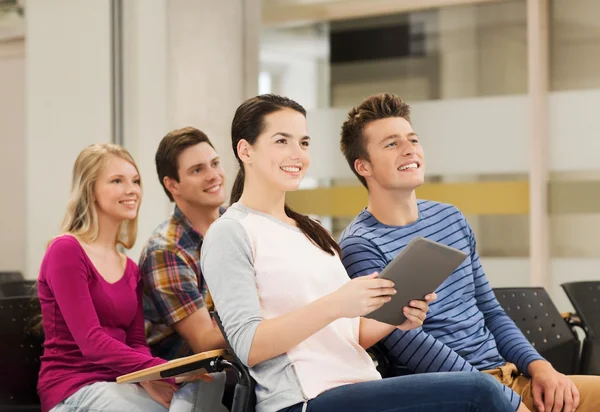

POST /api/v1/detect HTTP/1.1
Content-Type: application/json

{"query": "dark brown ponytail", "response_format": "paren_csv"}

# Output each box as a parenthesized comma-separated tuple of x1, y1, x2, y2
(284, 205, 341, 256)
(230, 168, 245, 205)
(231, 94, 341, 256)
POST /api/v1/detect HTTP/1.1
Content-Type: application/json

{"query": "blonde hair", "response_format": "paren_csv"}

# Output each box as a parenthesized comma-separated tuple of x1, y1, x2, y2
(61, 143, 141, 249)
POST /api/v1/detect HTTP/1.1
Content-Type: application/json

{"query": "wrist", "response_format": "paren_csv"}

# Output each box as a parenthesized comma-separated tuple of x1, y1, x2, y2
(320, 292, 343, 322)
(527, 359, 552, 377)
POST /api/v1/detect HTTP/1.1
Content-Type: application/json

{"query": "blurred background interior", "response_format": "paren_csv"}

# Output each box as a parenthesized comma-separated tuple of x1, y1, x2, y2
(1, 0, 600, 316)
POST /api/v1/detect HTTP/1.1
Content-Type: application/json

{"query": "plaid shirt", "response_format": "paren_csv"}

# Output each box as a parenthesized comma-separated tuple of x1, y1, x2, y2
(139, 205, 222, 360)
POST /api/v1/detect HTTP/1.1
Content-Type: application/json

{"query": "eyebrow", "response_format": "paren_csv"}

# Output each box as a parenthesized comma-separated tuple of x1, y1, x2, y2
(271, 132, 311, 141)
(108, 173, 139, 179)
(380, 132, 418, 144)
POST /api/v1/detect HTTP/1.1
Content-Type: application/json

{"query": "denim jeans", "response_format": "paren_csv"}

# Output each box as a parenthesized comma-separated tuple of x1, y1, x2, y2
(279, 372, 515, 412)
(49, 372, 227, 412)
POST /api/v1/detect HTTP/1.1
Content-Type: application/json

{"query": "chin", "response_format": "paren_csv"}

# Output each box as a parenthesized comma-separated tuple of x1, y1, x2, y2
(280, 181, 302, 193)
(199, 196, 225, 208)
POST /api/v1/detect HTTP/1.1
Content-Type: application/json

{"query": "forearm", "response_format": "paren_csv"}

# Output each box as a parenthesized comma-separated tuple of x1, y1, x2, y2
(248, 294, 338, 367)
(486, 312, 544, 375)
(359, 317, 395, 349)
(186, 326, 227, 353)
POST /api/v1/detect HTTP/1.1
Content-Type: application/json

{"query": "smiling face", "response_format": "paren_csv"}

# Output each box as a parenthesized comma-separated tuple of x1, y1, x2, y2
(164, 142, 226, 209)
(240, 108, 310, 193)
(93, 155, 142, 224)
(356, 116, 425, 193)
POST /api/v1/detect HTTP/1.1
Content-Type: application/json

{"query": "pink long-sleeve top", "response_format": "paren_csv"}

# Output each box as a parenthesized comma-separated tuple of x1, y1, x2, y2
(37, 235, 167, 412)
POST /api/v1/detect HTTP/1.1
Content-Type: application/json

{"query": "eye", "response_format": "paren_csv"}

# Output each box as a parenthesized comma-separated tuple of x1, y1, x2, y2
(411, 138, 420, 144)
(134, 179, 141, 185)
(212, 160, 220, 167)
(275, 138, 287, 144)
(192, 167, 201, 174)
(301, 140, 310, 147)
(385, 141, 397, 148)
(111, 178, 122, 184)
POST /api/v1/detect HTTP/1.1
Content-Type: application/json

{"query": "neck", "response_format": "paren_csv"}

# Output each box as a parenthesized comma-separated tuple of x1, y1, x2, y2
(367, 185, 419, 226)
(92, 213, 121, 252)
(176, 201, 220, 236)
(237, 174, 287, 221)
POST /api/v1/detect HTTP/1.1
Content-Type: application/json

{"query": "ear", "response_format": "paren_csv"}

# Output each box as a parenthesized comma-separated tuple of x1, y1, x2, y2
(163, 176, 179, 197)
(354, 158, 372, 178)
(237, 139, 252, 165)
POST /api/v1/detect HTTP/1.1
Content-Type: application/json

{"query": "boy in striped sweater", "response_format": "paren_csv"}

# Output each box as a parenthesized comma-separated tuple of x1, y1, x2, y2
(338, 93, 600, 412)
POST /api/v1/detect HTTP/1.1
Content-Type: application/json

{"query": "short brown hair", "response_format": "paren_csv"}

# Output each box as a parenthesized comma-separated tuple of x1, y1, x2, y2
(340, 93, 411, 188)
(155, 127, 214, 201)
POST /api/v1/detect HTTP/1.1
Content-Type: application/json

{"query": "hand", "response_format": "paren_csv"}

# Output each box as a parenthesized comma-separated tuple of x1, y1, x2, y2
(517, 402, 532, 412)
(397, 293, 437, 330)
(140, 380, 177, 409)
(175, 373, 214, 384)
(528, 360, 580, 412)
(330, 272, 396, 319)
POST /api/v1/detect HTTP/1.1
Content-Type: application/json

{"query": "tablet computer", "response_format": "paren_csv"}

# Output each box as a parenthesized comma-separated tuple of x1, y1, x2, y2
(363, 237, 467, 326)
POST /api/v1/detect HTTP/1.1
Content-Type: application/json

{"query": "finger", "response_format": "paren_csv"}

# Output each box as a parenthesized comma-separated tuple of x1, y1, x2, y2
(368, 287, 396, 297)
(563, 385, 574, 412)
(365, 297, 392, 312)
(544, 384, 556, 412)
(403, 314, 423, 326)
(364, 272, 380, 279)
(366, 278, 395, 289)
(425, 292, 437, 302)
(403, 307, 426, 321)
(199, 374, 214, 382)
(532, 382, 545, 412)
(157, 397, 171, 409)
(551, 383, 564, 412)
(408, 300, 429, 311)
(572, 382, 580, 410)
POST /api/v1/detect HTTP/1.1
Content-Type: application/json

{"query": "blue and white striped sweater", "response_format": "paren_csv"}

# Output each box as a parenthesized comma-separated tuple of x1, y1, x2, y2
(340, 200, 544, 410)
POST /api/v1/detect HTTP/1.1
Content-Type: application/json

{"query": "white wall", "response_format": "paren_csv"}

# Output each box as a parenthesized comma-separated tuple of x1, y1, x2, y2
(26, 0, 113, 278)
(0, 39, 25, 274)
(260, 26, 329, 110)
(122, 0, 171, 261)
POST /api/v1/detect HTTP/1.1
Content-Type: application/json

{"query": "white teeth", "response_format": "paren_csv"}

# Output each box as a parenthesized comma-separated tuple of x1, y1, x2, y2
(398, 163, 418, 171)
(281, 166, 301, 173)
(205, 185, 221, 193)
(121, 200, 136, 205)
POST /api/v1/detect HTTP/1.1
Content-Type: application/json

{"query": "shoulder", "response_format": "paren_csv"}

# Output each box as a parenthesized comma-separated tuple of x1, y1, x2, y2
(204, 212, 250, 246)
(339, 209, 375, 240)
(418, 199, 465, 221)
(46, 234, 85, 257)
(141, 217, 178, 254)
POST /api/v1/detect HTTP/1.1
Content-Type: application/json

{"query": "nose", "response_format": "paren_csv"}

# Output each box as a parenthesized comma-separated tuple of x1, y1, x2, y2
(205, 166, 220, 182)
(289, 141, 304, 160)
(399, 138, 416, 156)
(125, 181, 140, 195)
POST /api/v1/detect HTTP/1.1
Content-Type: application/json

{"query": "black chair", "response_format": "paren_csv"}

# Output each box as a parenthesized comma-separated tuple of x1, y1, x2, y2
(0, 281, 37, 298)
(213, 312, 256, 412)
(0, 296, 44, 411)
(494, 287, 580, 375)
(0, 272, 24, 284)
(561, 281, 600, 375)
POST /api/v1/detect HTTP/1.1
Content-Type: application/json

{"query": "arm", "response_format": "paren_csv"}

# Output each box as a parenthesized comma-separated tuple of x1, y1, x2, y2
(342, 234, 522, 411)
(466, 221, 544, 376)
(45, 238, 165, 374)
(201, 219, 343, 367)
(141, 249, 226, 353)
(341, 235, 478, 372)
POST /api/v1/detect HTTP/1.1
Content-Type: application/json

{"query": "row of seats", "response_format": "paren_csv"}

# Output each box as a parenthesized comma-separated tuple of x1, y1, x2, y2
(0, 271, 598, 412)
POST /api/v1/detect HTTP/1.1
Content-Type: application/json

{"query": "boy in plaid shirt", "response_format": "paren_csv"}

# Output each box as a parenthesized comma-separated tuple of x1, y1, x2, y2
(139, 127, 227, 360)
